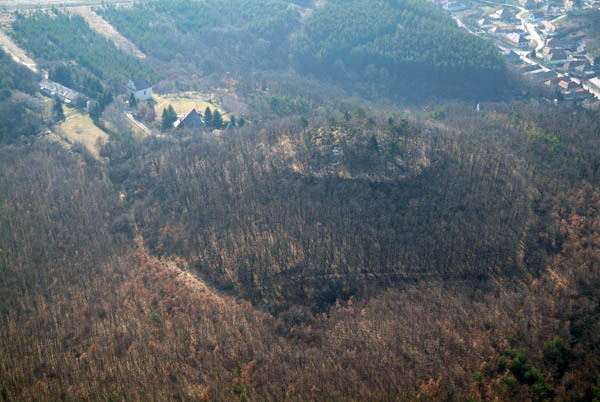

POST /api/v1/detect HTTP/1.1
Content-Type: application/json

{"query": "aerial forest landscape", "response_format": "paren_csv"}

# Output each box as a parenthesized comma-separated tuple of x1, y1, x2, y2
(1, 0, 600, 400)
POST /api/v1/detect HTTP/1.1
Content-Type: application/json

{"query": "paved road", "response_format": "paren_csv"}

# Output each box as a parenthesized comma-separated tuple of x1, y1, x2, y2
(125, 112, 154, 137)
(515, 8, 544, 52)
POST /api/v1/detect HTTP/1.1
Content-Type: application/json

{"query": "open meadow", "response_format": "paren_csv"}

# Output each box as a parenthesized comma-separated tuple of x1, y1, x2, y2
(57, 107, 109, 159)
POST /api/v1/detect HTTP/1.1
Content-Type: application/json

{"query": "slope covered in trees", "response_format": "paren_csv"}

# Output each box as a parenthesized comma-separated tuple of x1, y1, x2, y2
(2, 104, 600, 400)
(2, 1, 600, 400)
(104, 112, 532, 311)
(97, 0, 300, 70)
(97, 0, 507, 101)
(11, 11, 157, 83)
(291, 0, 508, 99)
(0, 49, 43, 143)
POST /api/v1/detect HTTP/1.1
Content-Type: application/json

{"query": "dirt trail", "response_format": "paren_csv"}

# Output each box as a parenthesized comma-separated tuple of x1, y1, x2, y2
(0, 28, 38, 72)
(69, 6, 146, 59)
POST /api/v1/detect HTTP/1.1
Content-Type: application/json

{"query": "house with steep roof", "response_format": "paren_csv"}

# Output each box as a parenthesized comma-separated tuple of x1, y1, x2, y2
(174, 108, 205, 129)
(505, 32, 529, 48)
(126, 78, 153, 102)
(477, 18, 494, 28)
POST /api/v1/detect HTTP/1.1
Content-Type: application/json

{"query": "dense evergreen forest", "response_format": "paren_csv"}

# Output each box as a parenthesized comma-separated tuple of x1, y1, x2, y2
(96, 0, 507, 101)
(98, 0, 300, 70)
(291, 0, 508, 99)
(11, 11, 157, 84)
(2, 1, 600, 401)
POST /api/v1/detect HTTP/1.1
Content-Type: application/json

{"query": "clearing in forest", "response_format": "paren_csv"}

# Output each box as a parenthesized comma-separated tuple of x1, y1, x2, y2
(154, 92, 230, 120)
(56, 107, 109, 159)
(68, 6, 146, 59)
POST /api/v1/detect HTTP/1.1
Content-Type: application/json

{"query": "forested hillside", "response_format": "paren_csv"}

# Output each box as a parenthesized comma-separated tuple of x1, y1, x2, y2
(104, 112, 532, 311)
(2, 104, 600, 400)
(11, 11, 157, 83)
(0, 49, 43, 143)
(98, 0, 300, 70)
(2, 1, 600, 401)
(291, 0, 507, 99)
(97, 0, 507, 101)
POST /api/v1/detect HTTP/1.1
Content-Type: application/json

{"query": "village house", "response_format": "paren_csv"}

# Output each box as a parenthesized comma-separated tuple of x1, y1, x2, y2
(126, 78, 153, 102)
(545, 50, 569, 64)
(504, 50, 522, 64)
(544, 76, 564, 86)
(174, 108, 205, 129)
(40, 79, 85, 106)
(489, 8, 508, 19)
(505, 32, 529, 48)
(477, 18, 494, 29)
(528, 11, 546, 22)
(487, 25, 507, 35)
(563, 88, 593, 101)
(540, 20, 556, 34)
(572, 64, 598, 78)
(558, 79, 578, 91)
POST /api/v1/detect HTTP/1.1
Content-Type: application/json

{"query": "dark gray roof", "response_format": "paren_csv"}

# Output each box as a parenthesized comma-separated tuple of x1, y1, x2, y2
(179, 108, 204, 129)
(129, 78, 151, 91)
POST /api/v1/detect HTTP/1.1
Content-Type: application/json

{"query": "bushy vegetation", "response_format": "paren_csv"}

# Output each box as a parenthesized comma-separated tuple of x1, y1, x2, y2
(11, 10, 157, 83)
(291, 0, 508, 99)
